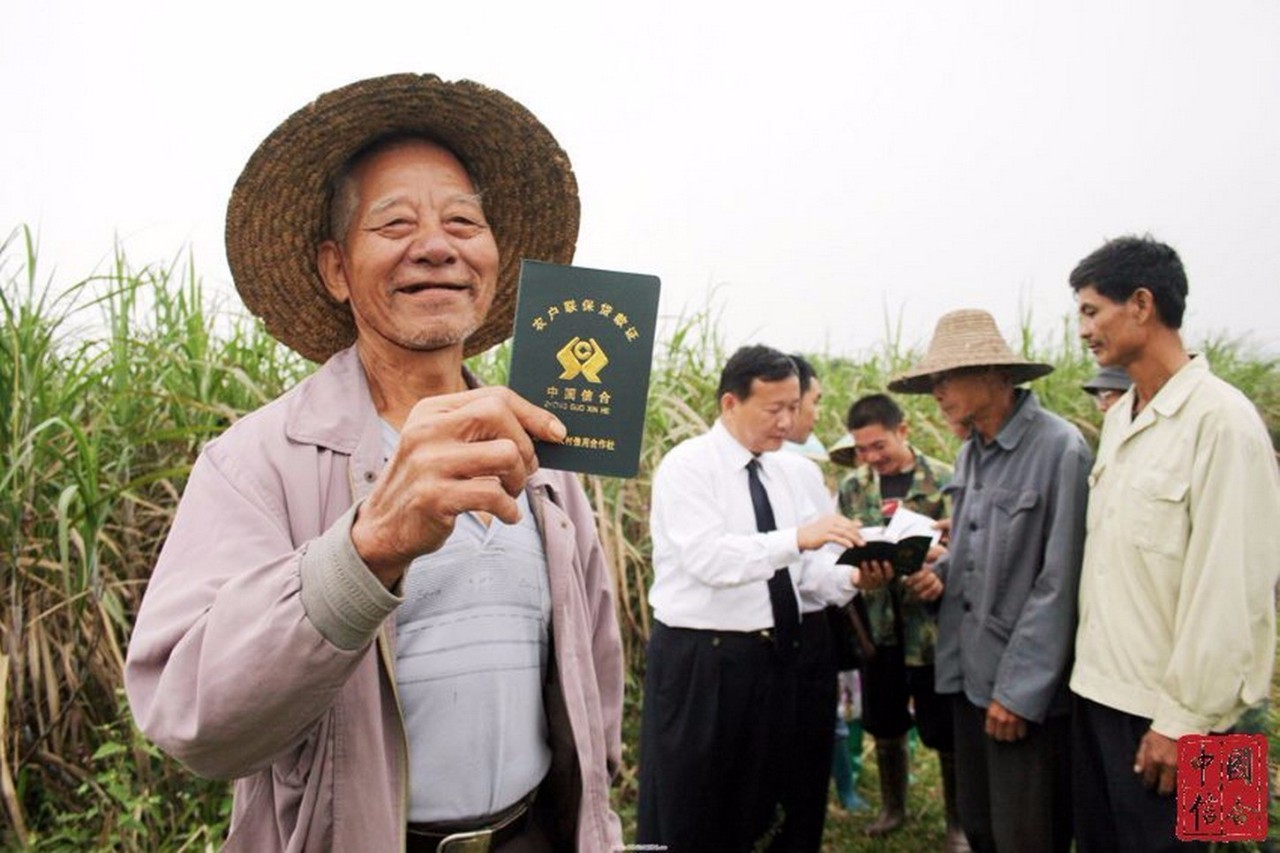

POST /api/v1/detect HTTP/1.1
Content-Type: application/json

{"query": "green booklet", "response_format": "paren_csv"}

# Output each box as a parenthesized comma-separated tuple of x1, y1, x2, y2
(507, 260, 661, 477)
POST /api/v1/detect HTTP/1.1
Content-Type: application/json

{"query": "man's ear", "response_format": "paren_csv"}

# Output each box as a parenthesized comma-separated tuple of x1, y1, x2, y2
(1130, 287, 1155, 324)
(720, 391, 738, 417)
(317, 240, 351, 304)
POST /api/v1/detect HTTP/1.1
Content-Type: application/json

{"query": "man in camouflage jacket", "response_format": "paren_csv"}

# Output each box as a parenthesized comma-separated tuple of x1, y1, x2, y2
(832, 394, 966, 850)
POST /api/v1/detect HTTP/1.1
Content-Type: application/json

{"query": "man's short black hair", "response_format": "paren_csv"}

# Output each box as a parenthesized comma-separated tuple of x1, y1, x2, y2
(846, 393, 905, 431)
(790, 354, 818, 395)
(1069, 235, 1188, 329)
(717, 345, 798, 400)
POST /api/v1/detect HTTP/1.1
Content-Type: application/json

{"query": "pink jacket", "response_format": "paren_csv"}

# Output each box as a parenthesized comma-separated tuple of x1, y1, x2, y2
(125, 347, 625, 852)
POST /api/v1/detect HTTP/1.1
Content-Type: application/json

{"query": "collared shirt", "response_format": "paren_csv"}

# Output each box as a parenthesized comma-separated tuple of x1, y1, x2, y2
(649, 420, 854, 631)
(837, 448, 953, 665)
(782, 434, 828, 462)
(933, 390, 1091, 722)
(778, 444, 835, 517)
(1070, 356, 1280, 737)
(774, 446, 853, 614)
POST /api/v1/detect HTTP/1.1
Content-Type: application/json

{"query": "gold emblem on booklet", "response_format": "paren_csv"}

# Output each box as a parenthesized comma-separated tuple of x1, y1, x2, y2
(557, 337, 609, 382)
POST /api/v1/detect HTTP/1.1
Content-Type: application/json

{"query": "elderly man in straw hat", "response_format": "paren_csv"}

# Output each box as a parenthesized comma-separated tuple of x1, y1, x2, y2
(887, 309, 1092, 853)
(124, 74, 624, 852)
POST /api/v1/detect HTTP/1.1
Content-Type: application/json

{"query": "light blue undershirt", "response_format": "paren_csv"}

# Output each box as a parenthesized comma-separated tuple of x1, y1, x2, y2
(382, 421, 553, 822)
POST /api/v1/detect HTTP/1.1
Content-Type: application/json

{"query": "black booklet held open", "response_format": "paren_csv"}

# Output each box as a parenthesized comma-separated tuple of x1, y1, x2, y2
(835, 506, 942, 576)
(836, 536, 934, 575)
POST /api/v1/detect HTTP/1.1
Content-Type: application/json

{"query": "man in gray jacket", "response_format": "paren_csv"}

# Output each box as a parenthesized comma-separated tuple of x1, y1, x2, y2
(889, 310, 1091, 853)
(125, 74, 624, 852)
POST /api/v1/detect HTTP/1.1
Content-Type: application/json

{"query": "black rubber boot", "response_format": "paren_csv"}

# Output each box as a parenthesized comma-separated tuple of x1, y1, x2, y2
(866, 736, 908, 836)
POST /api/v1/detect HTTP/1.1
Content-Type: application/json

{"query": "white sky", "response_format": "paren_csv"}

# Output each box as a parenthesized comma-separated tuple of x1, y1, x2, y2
(3, 0, 1278, 357)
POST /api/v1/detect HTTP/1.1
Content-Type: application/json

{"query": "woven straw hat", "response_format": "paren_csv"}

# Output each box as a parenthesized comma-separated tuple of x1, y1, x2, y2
(827, 433, 857, 468)
(226, 73, 580, 363)
(887, 309, 1053, 394)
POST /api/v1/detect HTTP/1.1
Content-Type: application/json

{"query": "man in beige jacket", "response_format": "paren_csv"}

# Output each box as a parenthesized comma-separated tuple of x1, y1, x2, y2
(1069, 235, 1280, 853)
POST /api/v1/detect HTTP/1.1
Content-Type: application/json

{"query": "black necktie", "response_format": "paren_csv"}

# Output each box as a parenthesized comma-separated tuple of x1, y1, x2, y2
(747, 458, 800, 657)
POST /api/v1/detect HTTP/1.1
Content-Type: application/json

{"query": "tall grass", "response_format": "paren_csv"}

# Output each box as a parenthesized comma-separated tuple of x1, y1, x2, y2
(1, 228, 308, 848)
(2, 230, 1276, 849)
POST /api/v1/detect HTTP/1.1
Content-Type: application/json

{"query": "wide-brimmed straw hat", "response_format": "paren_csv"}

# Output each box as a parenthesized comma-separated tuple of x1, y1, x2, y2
(887, 309, 1054, 394)
(827, 433, 857, 468)
(226, 73, 580, 362)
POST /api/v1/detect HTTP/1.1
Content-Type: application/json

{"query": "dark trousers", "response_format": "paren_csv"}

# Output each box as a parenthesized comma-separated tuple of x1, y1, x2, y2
(861, 643, 953, 751)
(775, 611, 837, 852)
(637, 622, 796, 852)
(1072, 694, 1209, 853)
(952, 695, 1072, 853)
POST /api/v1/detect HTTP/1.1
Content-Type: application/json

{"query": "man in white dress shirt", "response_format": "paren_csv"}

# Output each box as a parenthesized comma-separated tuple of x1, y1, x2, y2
(772, 354, 852, 849)
(637, 345, 863, 852)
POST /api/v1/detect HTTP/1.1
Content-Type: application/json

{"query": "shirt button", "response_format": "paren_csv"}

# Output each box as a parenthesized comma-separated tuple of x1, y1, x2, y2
(363, 471, 376, 483)
(975, 483, 983, 491)
(968, 522, 978, 532)
(963, 602, 972, 612)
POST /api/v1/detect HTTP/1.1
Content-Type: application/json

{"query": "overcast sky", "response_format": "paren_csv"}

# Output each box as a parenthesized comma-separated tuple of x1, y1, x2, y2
(3, 0, 1278, 358)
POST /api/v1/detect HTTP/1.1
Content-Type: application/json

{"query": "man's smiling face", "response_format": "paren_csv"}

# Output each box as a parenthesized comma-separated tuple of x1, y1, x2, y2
(318, 139, 499, 357)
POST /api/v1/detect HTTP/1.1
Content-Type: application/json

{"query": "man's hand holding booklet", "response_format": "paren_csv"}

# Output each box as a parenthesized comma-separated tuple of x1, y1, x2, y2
(836, 506, 943, 576)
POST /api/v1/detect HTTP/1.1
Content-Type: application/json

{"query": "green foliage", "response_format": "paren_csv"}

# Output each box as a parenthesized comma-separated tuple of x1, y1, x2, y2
(27, 693, 230, 851)
(1, 229, 307, 848)
(2, 231, 1276, 849)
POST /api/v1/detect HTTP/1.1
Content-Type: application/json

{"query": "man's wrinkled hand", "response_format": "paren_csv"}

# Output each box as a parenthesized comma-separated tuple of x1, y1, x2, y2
(1134, 729, 1179, 796)
(854, 560, 894, 591)
(798, 515, 863, 552)
(984, 700, 1028, 742)
(902, 568, 942, 602)
(351, 387, 566, 587)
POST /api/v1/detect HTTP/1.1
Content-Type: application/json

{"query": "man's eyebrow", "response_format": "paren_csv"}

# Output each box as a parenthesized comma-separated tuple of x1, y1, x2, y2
(366, 192, 485, 218)
(367, 195, 408, 218)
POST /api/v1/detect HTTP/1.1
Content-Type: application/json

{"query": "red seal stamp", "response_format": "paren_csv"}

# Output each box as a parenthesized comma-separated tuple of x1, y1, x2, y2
(1176, 733, 1268, 842)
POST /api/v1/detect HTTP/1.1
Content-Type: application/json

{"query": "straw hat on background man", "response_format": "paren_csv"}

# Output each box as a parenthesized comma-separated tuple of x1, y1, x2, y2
(827, 433, 858, 468)
(887, 309, 1053, 395)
